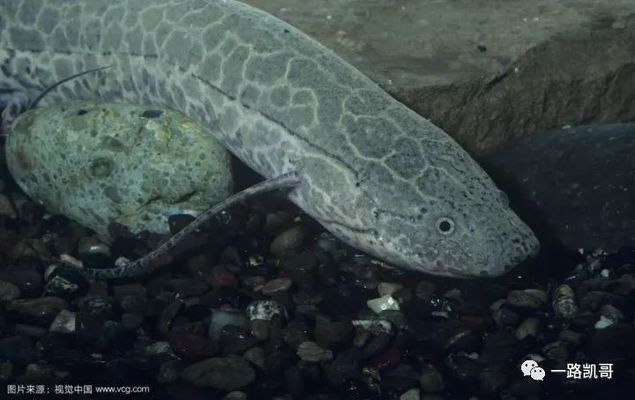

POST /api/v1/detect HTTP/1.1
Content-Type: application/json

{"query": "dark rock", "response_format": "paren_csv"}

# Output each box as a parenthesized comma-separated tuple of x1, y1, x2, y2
(270, 226, 306, 256)
(482, 123, 635, 252)
(6, 297, 68, 324)
(246, 300, 286, 321)
(0, 336, 34, 364)
(97, 321, 136, 354)
(506, 289, 547, 310)
(0, 279, 20, 301)
(0, 266, 43, 297)
(168, 328, 219, 359)
(120, 313, 144, 331)
(324, 348, 361, 386)
(478, 369, 507, 394)
(314, 315, 353, 349)
(180, 355, 256, 390)
(262, 277, 293, 296)
(219, 325, 259, 354)
(167, 278, 209, 297)
(419, 364, 444, 392)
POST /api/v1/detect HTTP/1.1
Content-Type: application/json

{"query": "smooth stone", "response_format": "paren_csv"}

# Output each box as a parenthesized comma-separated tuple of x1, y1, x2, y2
(168, 328, 218, 359)
(243, 346, 266, 370)
(323, 348, 361, 386)
(296, 341, 333, 362)
(270, 226, 306, 256)
(209, 310, 248, 340)
(6, 297, 69, 323)
(0, 280, 21, 301)
(419, 364, 444, 392)
(246, 300, 286, 321)
(506, 289, 547, 309)
(145, 341, 173, 356)
(180, 355, 255, 390)
(77, 236, 111, 257)
(552, 284, 578, 319)
(7, 102, 233, 238)
(120, 313, 144, 331)
(261, 277, 293, 296)
(224, 391, 248, 400)
(516, 317, 540, 340)
(400, 388, 421, 400)
(49, 310, 76, 334)
(0, 193, 16, 219)
(367, 294, 400, 314)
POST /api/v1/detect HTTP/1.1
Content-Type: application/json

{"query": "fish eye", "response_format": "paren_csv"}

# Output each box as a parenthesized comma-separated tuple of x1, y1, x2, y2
(436, 217, 455, 235)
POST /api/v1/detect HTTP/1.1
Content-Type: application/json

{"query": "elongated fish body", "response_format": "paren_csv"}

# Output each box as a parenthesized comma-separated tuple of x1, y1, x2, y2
(0, 0, 539, 277)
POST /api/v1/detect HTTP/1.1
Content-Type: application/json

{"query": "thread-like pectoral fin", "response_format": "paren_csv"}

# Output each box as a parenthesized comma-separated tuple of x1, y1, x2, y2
(65, 171, 303, 279)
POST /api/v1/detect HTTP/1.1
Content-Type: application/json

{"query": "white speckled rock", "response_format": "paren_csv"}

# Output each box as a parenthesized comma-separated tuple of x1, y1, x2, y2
(6, 102, 233, 238)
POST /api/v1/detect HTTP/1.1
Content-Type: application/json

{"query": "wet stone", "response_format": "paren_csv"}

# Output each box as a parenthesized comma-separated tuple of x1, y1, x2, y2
(49, 310, 76, 334)
(552, 284, 578, 319)
(44, 266, 87, 298)
(506, 289, 548, 310)
(224, 391, 248, 400)
(0, 336, 34, 364)
(246, 300, 286, 321)
(542, 341, 569, 362)
(180, 355, 256, 390)
(219, 325, 259, 354)
(77, 236, 111, 257)
(168, 328, 218, 360)
(157, 360, 180, 384)
(296, 341, 333, 362)
(0, 193, 17, 219)
(97, 321, 136, 353)
(167, 278, 209, 297)
(0, 280, 21, 301)
(243, 346, 266, 370)
(261, 277, 293, 296)
(324, 348, 361, 386)
(158, 298, 183, 337)
(314, 316, 353, 349)
(478, 369, 507, 393)
(120, 313, 144, 331)
(400, 388, 421, 400)
(0, 266, 43, 297)
(516, 317, 540, 340)
(77, 296, 115, 319)
(270, 226, 306, 256)
(113, 283, 147, 301)
(6, 297, 69, 324)
(209, 309, 248, 340)
(419, 364, 444, 392)
(492, 307, 520, 327)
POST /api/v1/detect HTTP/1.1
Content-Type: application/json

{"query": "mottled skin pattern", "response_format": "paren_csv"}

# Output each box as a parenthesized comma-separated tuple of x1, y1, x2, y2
(0, 0, 539, 277)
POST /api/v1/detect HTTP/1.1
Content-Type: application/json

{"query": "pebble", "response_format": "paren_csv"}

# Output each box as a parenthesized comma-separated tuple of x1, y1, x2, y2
(506, 289, 548, 309)
(224, 391, 248, 400)
(0, 193, 17, 219)
(378, 282, 404, 297)
(246, 300, 286, 321)
(120, 313, 144, 331)
(367, 294, 400, 314)
(400, 388, 421, 400)
(419, 364, 444, 392)
(351, 319, 392, 336)
(243, 346, 266, 370)
(180, 355, 256, 390)
(77, 236, 111, 257)
(270, 226, 306, 256)
(261, 277, 293, 296)
(594, 315, 615, 329)
(49, 310, 76, 334)
(542, 341, 569, 362)
(492, 307, 520, 327)
(0, 266, 43, 297)
(6, 297, 69, 324)
(323, 348, 361, 386)
(169, 328, 218, 359)
(296, 341, 333, 362)
(314, 316, 353, 349)
(209, 310, 249, 340)
(157, 360, 180, 384)
(599, 304, 624, 322)
(145, 341, 173, 356)
(219, 325, 259, 354)
(516, 317, 540, 340)
(552, 284, 578, 319)
(113, 284, 147, 301)
(0, 280, 21, 301)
